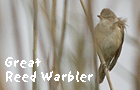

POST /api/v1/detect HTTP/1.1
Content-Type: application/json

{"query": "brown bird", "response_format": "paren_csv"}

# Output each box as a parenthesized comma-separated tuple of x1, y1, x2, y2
(94, 8, 126, 84)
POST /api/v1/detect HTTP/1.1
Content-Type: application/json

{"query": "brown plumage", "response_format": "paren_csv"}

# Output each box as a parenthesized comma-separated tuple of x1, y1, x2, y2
(94, 8, 126, 84)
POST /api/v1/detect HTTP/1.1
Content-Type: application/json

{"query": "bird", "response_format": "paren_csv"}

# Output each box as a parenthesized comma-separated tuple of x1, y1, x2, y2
(94, 8, 126, 84)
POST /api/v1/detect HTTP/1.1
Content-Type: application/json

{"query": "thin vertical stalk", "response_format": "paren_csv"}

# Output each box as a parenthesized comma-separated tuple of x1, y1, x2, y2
(51, 0, 57, 90)
(51, 0, 57, 72)
(51, 0, 56, 40)
(0, 5, 3, 90)
(87, 0, 94, 32)
(136, 8, 140, 90)
(57, 0, 68, 90)
(33, 0, 38, 90)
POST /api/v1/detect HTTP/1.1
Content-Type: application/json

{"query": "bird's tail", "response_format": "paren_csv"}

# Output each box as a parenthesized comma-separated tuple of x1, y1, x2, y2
(99, 64, 105, 84)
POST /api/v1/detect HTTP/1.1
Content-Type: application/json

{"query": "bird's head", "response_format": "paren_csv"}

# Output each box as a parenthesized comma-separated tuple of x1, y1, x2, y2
(97, 8, 117, 23)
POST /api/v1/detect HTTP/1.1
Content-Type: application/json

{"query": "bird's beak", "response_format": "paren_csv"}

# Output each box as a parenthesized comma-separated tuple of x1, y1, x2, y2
(97, 15, 101, 18)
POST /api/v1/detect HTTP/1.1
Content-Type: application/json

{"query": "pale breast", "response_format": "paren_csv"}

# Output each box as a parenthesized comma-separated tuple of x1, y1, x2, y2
(95, 24, 122, 59)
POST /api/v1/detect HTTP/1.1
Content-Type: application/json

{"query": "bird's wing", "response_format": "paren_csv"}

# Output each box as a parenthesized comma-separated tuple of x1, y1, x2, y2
(108, 18, 126, 71)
